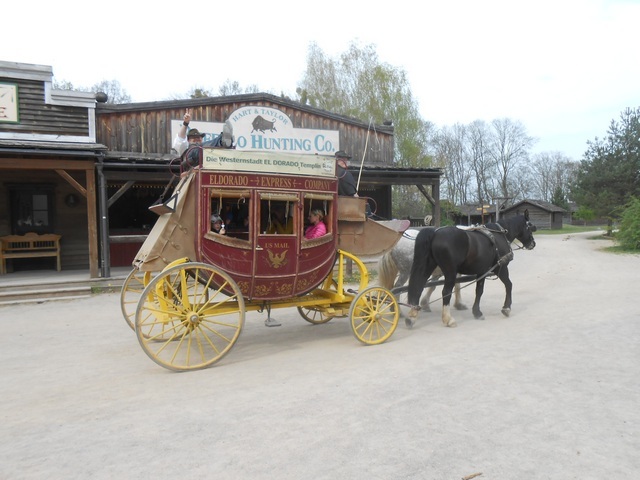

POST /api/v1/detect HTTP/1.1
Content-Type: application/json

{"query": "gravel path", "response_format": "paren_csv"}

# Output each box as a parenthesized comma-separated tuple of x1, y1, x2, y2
(1, 231, 638, 480)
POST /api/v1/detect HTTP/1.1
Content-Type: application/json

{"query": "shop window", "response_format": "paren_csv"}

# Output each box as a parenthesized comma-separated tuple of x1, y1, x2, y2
(9, 185, 54, 235)
(107, 184, 162, 233)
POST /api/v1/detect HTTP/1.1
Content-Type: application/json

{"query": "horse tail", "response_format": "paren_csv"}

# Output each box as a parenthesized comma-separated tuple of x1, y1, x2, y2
(407, 227, 437, 307)
(377, 252, 399, 289)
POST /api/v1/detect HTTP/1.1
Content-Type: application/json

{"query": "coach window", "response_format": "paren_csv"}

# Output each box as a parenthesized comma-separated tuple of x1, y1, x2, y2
(259, 193, 298, 235)
(209, 189, 250, 240)
(303, 193, 333, 239)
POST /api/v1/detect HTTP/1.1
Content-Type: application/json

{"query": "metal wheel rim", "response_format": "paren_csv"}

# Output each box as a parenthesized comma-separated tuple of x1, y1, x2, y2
(120, 268, 153, 331)
(135, 262, 245, 371)
(297, 279, 343, 324)
(349, 286, 399, 345)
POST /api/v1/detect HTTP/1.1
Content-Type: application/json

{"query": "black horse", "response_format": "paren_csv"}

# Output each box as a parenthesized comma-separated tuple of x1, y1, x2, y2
(406, 211, 537, 327)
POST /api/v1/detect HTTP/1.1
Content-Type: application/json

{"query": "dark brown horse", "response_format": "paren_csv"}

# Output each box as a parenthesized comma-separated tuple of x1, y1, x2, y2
(406, 211, 537, 327)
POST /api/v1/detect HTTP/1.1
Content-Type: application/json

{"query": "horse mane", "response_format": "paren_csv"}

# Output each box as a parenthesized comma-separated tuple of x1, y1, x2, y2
(495, 214, 526, 242)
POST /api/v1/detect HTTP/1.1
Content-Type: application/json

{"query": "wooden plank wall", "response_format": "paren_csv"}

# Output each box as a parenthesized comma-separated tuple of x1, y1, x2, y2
(505, 206, 552, 229)
(96, 98, 395, 165)
(0, 78, 89, 136)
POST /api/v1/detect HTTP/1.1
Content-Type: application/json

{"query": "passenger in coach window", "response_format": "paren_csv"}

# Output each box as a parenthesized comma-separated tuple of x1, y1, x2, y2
(304, 209, 327, 239)
(211, 214, 226, 235)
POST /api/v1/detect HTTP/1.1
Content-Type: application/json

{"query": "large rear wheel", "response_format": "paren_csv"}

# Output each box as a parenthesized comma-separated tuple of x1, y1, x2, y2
(297, 279, 343, 324)
(120, 268, 154, 331)
(135, 262, 245, 371)
(349, 286, 399, 345)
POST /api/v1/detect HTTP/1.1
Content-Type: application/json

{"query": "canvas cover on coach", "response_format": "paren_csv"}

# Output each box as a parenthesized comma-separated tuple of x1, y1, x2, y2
(336, 196, 410, 256)
(133, 172, 197, 272)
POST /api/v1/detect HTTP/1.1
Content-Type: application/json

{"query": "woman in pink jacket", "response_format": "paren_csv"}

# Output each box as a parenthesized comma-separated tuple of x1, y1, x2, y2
(304, 209, 327, 239)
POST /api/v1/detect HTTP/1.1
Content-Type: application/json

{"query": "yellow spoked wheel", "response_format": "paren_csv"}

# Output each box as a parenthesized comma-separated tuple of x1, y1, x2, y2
(135, 262, 245, 371)
(120, 268, 154, 331)
(297, 279, 343, 324)
(349, 286, 399, 345)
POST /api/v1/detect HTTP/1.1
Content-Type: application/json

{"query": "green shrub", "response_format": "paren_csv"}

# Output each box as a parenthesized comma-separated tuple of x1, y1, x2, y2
(616, 197, 640, 250)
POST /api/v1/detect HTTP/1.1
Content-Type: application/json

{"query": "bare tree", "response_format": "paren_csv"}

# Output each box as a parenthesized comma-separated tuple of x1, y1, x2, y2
(467, 120, 497, 204)
(218, 80, 260, 96)
(436, 124, 472, 206)
(487, 118, 536, 200)
(52, 78, 132, 104)
(91, 80, 131, 104)
(530, 152, 578, 203)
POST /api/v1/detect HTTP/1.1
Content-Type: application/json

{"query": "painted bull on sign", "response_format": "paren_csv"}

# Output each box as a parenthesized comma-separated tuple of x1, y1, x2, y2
(251, 115, 278, 133)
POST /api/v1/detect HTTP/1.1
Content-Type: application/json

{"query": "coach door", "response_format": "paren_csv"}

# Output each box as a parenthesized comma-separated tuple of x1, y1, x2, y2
(252, 192, 300, 298)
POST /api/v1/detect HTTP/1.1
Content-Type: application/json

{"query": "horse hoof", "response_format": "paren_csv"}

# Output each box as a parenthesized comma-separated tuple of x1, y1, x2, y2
(446, 320, 457, 328)
(501, 308, 511, 317)
(455, 304, 468, 311)
(475, 315, 485, 321)
(405, 317, 415, 329)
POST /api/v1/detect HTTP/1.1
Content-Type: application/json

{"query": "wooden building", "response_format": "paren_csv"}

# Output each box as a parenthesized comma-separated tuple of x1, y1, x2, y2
(502, 199, 566, 229)
(95, 94, 442, 274)
(0, 61, 103, 277)
(1, 60, 442, 277)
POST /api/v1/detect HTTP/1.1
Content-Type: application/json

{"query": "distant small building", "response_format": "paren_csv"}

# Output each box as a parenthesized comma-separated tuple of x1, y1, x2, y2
(452, 203, 497, 226)
(502, 199, 566, 229)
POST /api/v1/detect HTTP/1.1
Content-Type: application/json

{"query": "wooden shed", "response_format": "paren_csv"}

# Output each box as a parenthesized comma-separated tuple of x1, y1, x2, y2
(502, 199, 566, 230)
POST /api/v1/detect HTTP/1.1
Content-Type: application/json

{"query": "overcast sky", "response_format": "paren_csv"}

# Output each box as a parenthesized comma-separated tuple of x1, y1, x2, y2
(3, 0, 638, 160)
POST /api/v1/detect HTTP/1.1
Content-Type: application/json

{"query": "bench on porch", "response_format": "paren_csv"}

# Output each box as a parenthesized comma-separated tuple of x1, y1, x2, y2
(0, 232, 62, 274)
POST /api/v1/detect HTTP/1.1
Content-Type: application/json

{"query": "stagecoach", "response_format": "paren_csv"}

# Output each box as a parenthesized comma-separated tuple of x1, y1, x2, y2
(120, 145, 410, 371)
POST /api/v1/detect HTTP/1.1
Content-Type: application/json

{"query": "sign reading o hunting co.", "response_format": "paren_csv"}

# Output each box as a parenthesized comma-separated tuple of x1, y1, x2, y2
(171, 106, 340, 156)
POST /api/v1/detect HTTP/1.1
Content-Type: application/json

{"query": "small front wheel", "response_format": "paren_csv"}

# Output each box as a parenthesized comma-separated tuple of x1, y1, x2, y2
(349, 287, 399, 345)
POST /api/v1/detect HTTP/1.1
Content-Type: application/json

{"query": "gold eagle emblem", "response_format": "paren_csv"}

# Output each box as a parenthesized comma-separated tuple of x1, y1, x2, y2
(267, 249, 288, 268)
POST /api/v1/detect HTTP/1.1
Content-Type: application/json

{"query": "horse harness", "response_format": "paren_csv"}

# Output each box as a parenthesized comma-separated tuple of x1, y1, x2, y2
(466, 225, 514, 268)
(402, 225, 515, 311)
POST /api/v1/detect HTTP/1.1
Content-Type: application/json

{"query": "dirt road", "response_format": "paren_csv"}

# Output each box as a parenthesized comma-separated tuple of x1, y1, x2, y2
(1, 231, 638, 479)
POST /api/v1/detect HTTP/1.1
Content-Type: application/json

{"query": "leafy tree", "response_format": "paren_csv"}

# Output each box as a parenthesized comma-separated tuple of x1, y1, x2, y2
(298, 41, 434, 218)
(550, 186, 569, 210)
(189, 87, 213, 99)
(571, 107, 640, 233)
(616, 197, 640, 250)
(573, 205, 596, 225)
